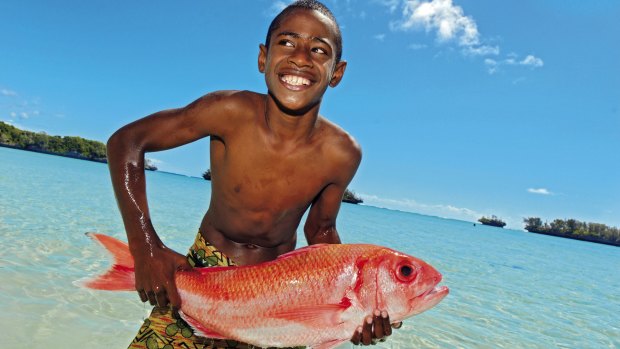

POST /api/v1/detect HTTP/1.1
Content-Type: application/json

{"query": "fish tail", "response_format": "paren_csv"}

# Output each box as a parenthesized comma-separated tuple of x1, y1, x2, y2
(74, 233, 136, 291)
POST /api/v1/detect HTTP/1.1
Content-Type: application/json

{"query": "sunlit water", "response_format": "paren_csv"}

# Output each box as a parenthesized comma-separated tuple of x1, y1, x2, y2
(1, 146, 619, 348)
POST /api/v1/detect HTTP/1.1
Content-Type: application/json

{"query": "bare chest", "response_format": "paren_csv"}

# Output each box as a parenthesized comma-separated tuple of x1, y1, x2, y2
(210, 133, 333, 211)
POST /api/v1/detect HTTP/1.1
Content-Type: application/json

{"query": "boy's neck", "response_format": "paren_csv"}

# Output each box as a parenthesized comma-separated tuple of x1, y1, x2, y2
(264, 95, 321, 143)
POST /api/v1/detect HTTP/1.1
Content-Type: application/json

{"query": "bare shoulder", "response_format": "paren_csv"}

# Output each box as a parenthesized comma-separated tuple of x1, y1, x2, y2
(190, 90, 263, 116)
(187, 90, 264, 135)
(317, 116, 362, 166)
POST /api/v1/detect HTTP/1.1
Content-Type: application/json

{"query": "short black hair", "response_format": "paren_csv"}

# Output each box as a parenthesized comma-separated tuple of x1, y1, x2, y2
(265, 0, 343, 62)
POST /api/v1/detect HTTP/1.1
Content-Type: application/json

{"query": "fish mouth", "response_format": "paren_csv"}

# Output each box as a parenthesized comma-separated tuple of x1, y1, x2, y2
(410, 285, 449, 315)
(424, 285, 449, 299)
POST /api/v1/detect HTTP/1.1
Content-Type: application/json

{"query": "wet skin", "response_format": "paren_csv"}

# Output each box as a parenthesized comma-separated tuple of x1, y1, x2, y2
(107, 8, 396, 346)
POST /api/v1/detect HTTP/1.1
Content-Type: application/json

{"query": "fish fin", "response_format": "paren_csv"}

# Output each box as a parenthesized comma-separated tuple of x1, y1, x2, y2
(75, 233, 135, 291)
(312, 339, 348, 349)
(276, 244, 329, 260)
(273, 297, 352, 327)
(192, 265, 237, 275)
(178, 311, 227, 339)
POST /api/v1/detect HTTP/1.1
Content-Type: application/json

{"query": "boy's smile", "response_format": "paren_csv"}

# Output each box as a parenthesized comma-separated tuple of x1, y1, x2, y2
(259, 9, 346, 115)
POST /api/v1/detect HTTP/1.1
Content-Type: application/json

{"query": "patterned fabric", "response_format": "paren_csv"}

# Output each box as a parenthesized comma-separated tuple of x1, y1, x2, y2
(128, 232, 304, 349)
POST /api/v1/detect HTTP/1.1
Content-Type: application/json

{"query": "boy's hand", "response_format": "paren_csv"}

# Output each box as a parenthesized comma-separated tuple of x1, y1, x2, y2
(132, 245, 191, 310)
(350, 310, 403, 346)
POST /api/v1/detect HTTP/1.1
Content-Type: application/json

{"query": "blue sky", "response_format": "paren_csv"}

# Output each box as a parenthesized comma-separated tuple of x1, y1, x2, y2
(1, 0, 619, 229)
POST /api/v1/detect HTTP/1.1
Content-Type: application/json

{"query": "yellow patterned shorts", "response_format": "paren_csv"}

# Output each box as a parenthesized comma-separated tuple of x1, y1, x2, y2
(128, 232, 304, 349)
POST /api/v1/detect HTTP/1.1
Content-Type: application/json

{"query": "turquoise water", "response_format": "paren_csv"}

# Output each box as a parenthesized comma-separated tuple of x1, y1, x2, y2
(1, 146, 619, 349)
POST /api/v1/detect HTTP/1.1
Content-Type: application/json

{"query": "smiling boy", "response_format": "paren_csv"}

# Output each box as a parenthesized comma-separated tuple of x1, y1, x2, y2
(107, 1, 396, 348)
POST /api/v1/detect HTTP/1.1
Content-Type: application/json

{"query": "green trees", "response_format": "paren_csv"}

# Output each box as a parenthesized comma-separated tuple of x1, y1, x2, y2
(523, 217, 620, 246)
(342, 189, 363, 204)
(478, 215, 506, 228)
(1, 121, 107, 160)
(0, 121, 157, 169)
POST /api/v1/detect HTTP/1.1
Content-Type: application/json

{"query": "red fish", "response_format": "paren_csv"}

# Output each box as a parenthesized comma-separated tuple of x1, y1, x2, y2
(79, 233, 448, 349)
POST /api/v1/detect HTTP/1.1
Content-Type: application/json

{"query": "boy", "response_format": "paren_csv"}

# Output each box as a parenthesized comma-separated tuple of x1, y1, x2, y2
(107, 1, 397, 348)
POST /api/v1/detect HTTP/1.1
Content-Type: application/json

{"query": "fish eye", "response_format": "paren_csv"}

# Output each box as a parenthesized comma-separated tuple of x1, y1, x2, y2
(395, 263, 417, 282)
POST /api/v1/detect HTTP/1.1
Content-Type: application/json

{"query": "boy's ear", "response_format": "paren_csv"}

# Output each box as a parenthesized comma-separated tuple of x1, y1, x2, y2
(258, 44, 267, 73)
(329, 60, 347, 87)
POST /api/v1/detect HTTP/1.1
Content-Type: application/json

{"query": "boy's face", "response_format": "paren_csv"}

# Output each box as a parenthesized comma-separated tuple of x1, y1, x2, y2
(259, 9, 347, 115)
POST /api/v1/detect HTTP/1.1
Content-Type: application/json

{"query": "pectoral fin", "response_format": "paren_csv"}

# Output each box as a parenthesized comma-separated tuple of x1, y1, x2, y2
(272, 297, 352, 327)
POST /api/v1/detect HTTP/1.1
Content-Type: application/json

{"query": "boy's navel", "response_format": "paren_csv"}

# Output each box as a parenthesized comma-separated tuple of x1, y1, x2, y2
(234, 184, 242, 193)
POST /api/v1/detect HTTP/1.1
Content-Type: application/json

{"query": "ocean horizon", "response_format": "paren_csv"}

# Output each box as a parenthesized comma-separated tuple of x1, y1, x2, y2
(1, 146, 618, 348)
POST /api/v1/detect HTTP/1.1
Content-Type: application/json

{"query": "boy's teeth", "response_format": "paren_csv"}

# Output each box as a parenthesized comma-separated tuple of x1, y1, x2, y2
(281, 75, 310, 86)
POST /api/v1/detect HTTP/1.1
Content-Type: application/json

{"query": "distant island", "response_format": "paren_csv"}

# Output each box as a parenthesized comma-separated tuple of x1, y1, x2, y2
(342, 189, 363, 204)
(478, 215, 507, 228)
(523, 217, 620, 247)
(202, 169, 363, 204)
(0, 121, 157, 170)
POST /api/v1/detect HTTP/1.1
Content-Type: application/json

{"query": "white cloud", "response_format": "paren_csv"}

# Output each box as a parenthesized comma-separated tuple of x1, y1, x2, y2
(19, 112, 29, 119)
(484, 53, 544, 74)
(527, 188, 553, 195)
(360, 193, 484, 222)
(1, 88, 17, 97)
(520, 54, 544, 68)
(382, 1, 544, 74)
(463, 44, 499, 56)
(389, 0, 496, 56)
(374, 33, 386, 41)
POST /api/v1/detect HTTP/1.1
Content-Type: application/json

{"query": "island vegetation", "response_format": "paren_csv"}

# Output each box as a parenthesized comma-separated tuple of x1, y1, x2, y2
(478, 215, 506, 228)
(202, 168, 363, 204)
(0, 121, 157, 170)
(342, 189, 363, 204)
(523, 217, 620, 247)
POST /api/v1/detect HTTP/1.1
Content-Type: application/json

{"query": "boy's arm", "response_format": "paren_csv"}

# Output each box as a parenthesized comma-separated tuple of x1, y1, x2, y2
(303, 141, 399, 346)
(107, 91, 240, 310)
(303, 140, 361, 245)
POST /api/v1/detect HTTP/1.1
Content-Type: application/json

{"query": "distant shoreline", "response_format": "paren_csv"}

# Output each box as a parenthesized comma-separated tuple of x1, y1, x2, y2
(0, 143, 158, 171)
(524, 229, 620, 247)
(0, 142, 107, 164)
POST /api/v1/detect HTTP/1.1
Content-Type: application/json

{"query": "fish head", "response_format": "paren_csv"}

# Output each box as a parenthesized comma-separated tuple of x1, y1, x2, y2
(356, 248, 449, 322)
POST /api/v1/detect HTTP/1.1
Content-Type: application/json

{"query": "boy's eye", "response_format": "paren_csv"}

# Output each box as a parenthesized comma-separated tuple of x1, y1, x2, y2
(312, 47, 327, 55)
(278, 40, 294, 47)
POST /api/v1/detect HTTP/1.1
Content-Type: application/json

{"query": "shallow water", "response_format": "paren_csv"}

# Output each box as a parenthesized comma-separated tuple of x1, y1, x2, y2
(1, 146, 619, 348)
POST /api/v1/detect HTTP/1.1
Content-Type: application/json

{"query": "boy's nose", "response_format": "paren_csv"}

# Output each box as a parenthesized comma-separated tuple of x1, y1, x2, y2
(288, 47, 313, 68)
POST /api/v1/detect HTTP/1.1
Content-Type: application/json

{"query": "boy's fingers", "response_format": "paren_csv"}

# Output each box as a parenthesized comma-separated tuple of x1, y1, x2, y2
(167, 286, 182, 309)
(137, 289, 148, 303)
(155, 289, 168, 308)
(372, 311, 384, 339)
(350, 326, 363, 345)
(362, 316, 373, 345)
(147, 291, 157, 306)
(382, 312, 392, 336)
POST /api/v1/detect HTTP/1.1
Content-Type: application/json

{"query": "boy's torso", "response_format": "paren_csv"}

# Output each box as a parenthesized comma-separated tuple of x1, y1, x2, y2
(196, 91, 352, 266)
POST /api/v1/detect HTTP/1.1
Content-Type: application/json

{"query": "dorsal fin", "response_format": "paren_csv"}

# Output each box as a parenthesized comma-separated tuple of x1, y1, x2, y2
(276, 244, 330, 260)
